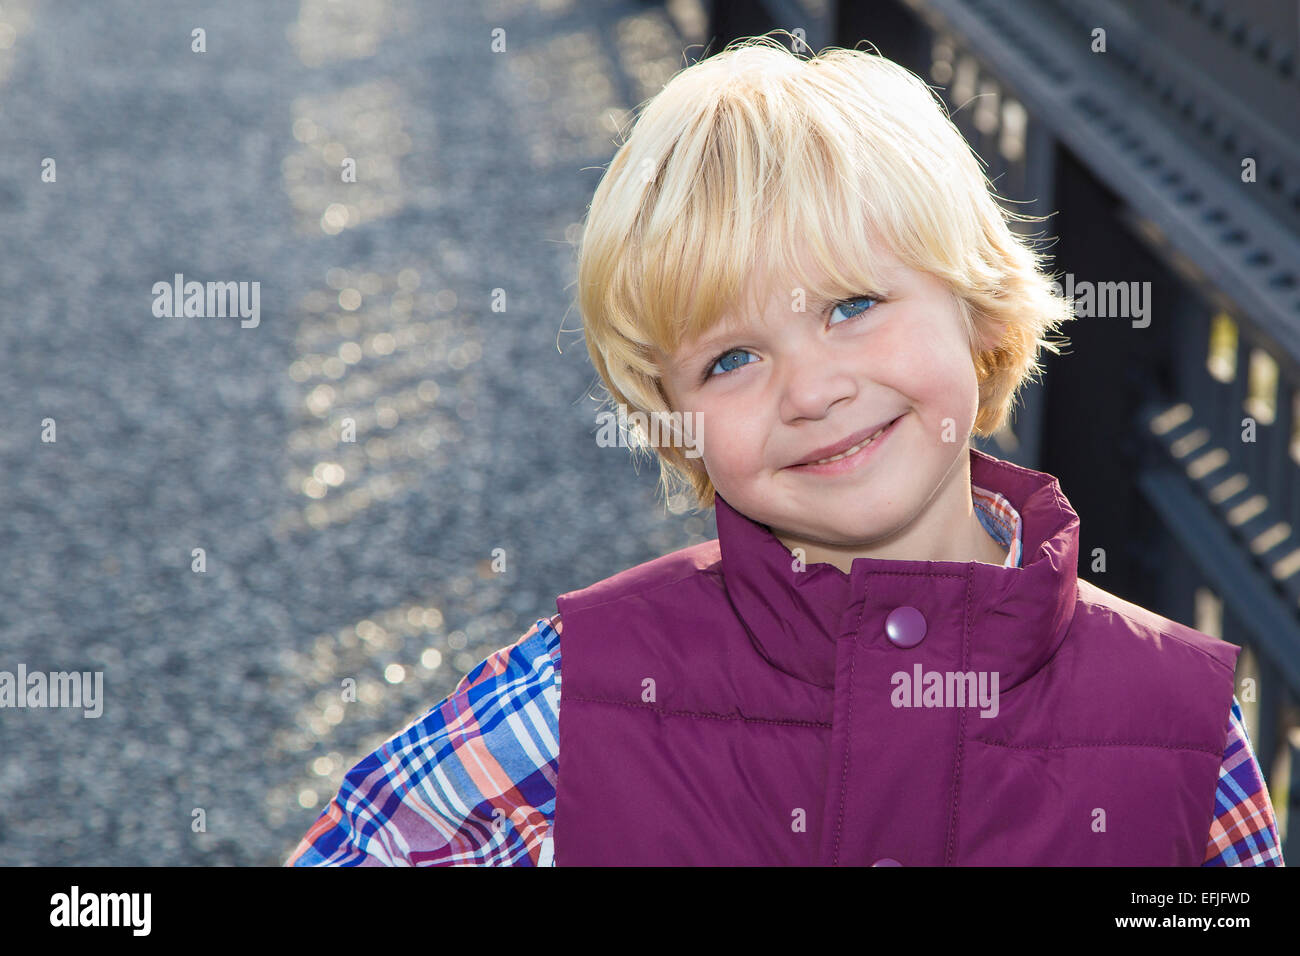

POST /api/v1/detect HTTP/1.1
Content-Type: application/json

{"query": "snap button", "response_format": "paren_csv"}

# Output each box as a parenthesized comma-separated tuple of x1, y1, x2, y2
(885, 606, 926, 648)
(872, 857, 902, 866)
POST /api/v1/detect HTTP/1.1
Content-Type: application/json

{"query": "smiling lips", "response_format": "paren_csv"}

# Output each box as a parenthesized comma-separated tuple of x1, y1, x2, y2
(792, 415, 901, 467)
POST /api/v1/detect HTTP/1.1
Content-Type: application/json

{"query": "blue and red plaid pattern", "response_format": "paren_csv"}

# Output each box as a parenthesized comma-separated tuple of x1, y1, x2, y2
(1205, 698, 1285, 865)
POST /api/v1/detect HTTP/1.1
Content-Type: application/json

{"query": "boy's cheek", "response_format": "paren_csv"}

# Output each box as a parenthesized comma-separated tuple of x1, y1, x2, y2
(701, 445, 758, 489)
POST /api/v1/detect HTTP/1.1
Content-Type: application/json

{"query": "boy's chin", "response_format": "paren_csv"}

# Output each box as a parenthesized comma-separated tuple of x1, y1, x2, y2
(772, 523, 883, 553)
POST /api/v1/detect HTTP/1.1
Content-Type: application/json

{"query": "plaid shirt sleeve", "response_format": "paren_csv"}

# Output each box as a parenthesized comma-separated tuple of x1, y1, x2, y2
(1201, 695, 1285, 866)
(284, 613, 562, 866)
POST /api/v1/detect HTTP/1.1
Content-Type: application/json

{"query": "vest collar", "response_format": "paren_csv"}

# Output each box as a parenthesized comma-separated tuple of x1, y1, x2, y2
(714, 448, 1080, 690)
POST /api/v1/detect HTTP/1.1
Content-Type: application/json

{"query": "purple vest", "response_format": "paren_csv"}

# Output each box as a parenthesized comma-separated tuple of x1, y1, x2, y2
(553, 449, 1238, 865)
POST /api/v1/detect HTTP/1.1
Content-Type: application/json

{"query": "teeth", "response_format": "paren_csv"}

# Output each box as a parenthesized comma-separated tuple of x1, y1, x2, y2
(809, 423, 889, 465)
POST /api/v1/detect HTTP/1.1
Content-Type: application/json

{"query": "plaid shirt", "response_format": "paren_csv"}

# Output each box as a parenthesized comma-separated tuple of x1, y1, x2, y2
(287, 485, 1285, 866)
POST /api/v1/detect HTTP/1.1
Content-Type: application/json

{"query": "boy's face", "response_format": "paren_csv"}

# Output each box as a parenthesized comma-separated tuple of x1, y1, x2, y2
(658, 243, 1003, 566)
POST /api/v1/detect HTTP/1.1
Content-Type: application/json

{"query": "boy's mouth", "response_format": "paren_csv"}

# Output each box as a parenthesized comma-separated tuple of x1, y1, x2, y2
(789, 414, 904, 468)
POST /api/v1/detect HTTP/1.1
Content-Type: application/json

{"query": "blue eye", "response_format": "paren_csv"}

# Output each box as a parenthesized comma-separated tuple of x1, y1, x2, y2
(705, 348, 756, 380)
(830, 296, 879, 324)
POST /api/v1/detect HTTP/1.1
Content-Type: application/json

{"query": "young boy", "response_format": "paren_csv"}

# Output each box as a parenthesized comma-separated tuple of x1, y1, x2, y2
(286, 36, 1283, 866)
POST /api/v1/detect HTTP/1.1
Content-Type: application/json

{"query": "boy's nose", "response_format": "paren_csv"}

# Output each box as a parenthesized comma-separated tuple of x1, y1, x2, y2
(777, 356, 859, 423)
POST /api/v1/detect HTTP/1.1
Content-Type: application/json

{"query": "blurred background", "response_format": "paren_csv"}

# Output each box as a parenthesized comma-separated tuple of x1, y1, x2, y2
(0, 0, 1295, 865)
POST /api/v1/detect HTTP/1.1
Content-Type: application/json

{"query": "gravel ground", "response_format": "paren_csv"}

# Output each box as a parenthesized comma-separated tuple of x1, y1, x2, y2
(0, 0, 715, 865)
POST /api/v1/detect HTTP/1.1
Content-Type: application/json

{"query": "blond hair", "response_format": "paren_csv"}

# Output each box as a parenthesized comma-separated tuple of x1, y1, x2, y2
(575, 33, 1074, 511)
